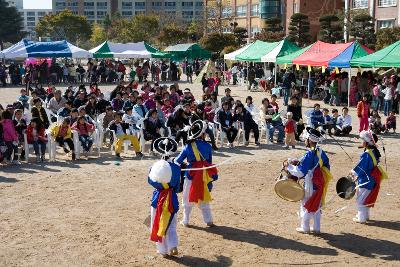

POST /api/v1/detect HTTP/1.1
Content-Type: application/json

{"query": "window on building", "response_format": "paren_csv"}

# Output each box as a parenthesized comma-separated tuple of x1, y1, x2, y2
(97, 11, 107, 17)
(195, 2, 203, 7)
(37, 12, 46, 16)
(84, 10, 95, 18)
(195, 10, 202, 16)
(166, 10, 176, 15)
(182, 10, 194, 18)
(84, 1, 94, 9)
(27, 21, 36, 27)
(97, 2, 108, 9)
(251, 26, 260, 37)
(251, 4, 259, 16)
(135, 2, 146, 8)
(27, 17, 36, 21)
(352, 0, 368, 8)
(122, 11, 133, 16)
(55, 2, 65, 8)
(27, 11, 35, 16)
(152, 2, 162, 7)
(377, 19, 395, 29)
(378, 0, 397, 7)
(182, 2, 193, 7)
(67, 2, 79, 7)
(222, 7, 232, 18)
(236, 5, 247, 17)
(135, 10, 145, 14)
(122, 1, 133, 8)
(164, 2, 176, 6)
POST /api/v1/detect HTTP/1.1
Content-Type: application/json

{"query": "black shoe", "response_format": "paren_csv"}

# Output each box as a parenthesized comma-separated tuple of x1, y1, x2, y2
(72, 153, 76, 160)
(116, 153, 121, 158)
(135, 152, 144, 159)
(63, 147, 70, 154)
(212, 144, 219, 151)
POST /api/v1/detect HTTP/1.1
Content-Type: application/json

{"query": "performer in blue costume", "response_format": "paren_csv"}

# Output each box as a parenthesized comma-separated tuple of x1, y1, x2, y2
(287, 127, 332, 234)
(175, 120, 219, 227)
(148, 137, 181, 256)
(350, 130, 387, 223)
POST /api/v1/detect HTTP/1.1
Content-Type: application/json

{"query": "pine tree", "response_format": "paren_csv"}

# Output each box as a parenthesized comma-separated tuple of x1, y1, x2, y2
(288, 13, 311, 47)
(0, 0, 25, 50)
(349, 13, 376, 49)
(319, 14, 343, 43)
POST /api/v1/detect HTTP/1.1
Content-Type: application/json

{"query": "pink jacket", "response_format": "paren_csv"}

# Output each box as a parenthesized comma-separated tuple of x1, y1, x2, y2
(2, 119, 18, 142)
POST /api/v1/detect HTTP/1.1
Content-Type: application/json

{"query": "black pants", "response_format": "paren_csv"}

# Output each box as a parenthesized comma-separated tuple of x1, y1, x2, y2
(55, 137, 74, 151)
(175, 130, 188, 144)
(144, 132, 161, 151)
(244, 121, 259, 142)
(223, 127, 238, 143)
(334, 126, 352, 136)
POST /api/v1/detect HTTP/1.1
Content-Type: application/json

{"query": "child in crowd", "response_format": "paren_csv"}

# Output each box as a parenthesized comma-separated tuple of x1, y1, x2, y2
(122, 107, 140, 134)
(335, 107, 353, 136)
(102, 106, 114, 146)
(369, 111, 385, 134)
(357, 94, 370, 132)
(310, 103, 324, 129)
(1, 110, 19, 164)
(71, 116, 95, 158)
(270, 94, 279, 112)
(322, 108, 333, 135)
(385, 111, 396, 133)
(31, 98, 50, 129)
(13, 109, 27, 161)
(283, 112, 296, 149)
(27, 118, 48, 163)
(143, 109, 162, 153)
(108, 112, 142, 159)
(18, 89, 29, 109)
(50, 118, 75, 160)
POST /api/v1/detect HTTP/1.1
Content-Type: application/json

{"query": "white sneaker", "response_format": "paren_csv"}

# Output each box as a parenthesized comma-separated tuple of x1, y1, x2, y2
(296, 227, 310, 234)
(11, 160, 21, 165)
(36, 155, 41, 163)
(352, 217, 366, 224)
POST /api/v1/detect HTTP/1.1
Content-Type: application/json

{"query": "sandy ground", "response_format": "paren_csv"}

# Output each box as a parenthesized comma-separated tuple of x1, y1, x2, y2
(0, 81, 399, 266)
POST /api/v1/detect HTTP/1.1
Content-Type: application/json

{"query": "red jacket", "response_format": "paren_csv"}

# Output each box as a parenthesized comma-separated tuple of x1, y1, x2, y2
(357, 101, 370, 118)
(27, 125, 48, 144)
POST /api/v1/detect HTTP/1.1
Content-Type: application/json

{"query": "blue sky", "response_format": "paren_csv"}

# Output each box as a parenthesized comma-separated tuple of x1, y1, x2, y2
(23, 0, 52, 9)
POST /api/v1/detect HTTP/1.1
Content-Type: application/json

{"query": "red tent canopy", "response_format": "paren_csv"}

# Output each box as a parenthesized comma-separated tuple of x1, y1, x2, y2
(292, 41, 353, 67)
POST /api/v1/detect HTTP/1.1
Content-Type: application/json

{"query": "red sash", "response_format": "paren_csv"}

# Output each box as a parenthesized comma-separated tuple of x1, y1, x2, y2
(304, 167, 325, 212)
(188, 161, 217, 203)
(150, 189, 174, 242)
(364, 166, 382, 207)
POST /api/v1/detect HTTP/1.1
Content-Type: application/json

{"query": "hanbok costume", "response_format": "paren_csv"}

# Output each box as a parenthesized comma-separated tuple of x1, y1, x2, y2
(287, 127, 332, 233)
(351, 130, 388, 223)
(175, 120, 218, 226)
(148, 137, 181, 256)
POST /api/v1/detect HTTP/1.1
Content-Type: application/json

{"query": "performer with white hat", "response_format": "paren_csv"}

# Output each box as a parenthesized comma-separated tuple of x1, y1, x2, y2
(174, 120, 218, 227)
(148, 137, 181, 256)
(349, 130, 388, 223)
(286, 127, 332, 234)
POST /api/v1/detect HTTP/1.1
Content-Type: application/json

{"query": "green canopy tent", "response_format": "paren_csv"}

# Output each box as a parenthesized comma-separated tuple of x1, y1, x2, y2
(164, 43, 211, 61)
(351, 40, 400, 68)
(276, 44, 313, 65)
(89, 41, 170, 59)
(235, 40, 279, 62)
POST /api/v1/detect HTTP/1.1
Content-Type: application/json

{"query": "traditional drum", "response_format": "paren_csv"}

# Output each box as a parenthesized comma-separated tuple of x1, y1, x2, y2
(274, 160, 305, 202)
(336, 176, 356, 200)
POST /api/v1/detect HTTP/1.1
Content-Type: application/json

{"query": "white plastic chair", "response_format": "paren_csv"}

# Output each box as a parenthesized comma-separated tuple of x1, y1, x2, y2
(72, 128, 100, 159)
(213, 110, 227, 147)
(258, 119, 271, 145)
(23, 131, 49, 162)
(235, 121, 246, 145)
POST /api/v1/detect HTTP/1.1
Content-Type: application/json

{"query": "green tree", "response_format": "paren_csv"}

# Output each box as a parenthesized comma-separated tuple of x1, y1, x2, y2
(288, 13, 311, 47)
(376, 27, 400, 50)
(349, 13, 376, 49)
(233, 27, 248, 46)
(90, 23, 107, 46)
(319, 14, 343, 43)
(0, 0, 25, 50)
(159, 23, 188, 46)
(187, 21, 204, 41)
(265, 17, 283, 32)
(199, 32, 236, 54)
(36, 10, 92, 44)
(255, 30, 285, 42)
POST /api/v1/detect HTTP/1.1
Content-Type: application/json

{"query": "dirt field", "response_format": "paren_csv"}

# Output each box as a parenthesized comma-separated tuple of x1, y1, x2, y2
(0, 82, 399, 266)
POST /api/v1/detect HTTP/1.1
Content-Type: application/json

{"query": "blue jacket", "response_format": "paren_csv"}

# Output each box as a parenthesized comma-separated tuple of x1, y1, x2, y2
(134, 104, 148, 118)
(353, 149, 379, 190)
(310, 110, 324, 127)
(148, 161, 181, 212)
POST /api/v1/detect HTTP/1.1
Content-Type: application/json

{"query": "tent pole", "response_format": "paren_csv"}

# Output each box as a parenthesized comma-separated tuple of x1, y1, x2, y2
(274, 63, 278, 85)
(348, 67, 352, 107)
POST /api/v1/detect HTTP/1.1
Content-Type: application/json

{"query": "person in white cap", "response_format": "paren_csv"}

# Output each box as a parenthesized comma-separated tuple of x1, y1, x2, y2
(174, 120, 218, 227)
(148, 137, 181, 256)
(286, 127, 332, 234)
(349, 130, 388, 223)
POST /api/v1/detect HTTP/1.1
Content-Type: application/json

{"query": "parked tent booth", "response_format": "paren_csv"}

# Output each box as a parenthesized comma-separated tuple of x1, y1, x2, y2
(276, 40, 373, 106)
(223, 39, 300, 85)
(90, 41, 170, 59)
(164, 43, 211, 62)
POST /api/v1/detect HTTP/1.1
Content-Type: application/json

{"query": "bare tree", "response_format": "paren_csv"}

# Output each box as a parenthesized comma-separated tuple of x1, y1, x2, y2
(205, 0, 233, 34)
